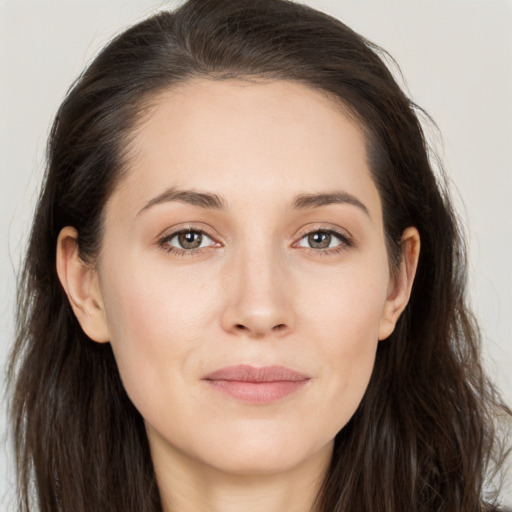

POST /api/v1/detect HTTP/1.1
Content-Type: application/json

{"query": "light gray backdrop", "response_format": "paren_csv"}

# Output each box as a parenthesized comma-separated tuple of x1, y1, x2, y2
(1, 0, 511, 506)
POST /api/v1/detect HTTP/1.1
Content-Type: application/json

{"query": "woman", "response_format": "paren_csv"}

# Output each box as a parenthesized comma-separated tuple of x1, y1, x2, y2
(8, 0, 511, 511)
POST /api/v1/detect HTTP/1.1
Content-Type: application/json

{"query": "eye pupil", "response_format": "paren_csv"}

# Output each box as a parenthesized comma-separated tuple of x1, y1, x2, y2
(308, 231, 331, 249)
(178, 231, 202, 249)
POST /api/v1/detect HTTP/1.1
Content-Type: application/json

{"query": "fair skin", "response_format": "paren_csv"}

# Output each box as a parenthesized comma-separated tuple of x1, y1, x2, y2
(56, 79, 420, 512)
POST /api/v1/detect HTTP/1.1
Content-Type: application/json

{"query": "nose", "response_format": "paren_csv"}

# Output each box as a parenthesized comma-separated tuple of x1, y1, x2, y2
(220, 247, 296, 339)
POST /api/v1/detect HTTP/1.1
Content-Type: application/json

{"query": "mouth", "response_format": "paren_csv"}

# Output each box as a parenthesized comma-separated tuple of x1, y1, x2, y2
(202, 365, 310, 404)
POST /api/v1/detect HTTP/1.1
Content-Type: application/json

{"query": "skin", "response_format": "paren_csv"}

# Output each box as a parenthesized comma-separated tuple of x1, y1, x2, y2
(56, 79, 420, 512)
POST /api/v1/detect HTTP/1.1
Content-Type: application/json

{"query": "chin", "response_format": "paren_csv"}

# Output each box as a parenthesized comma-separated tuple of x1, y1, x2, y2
(190, 427, 335, 477)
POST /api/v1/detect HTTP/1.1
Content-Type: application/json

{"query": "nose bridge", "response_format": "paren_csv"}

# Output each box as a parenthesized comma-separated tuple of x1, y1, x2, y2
(240, 242, 281, 302)
(221, 233, 294, 337)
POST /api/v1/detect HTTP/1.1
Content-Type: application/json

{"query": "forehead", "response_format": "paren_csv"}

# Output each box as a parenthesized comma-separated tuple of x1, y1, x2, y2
(112, 78, 381, 219)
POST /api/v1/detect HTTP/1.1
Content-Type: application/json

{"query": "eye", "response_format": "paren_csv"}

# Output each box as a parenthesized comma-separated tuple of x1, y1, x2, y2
(161, 229, 216, 251)
(296, 229, 350, 250)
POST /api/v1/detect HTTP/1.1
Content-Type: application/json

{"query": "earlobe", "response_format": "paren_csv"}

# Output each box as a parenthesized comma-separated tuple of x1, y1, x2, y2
(56, 226, 110, 343)
(378, 227, 420, 341)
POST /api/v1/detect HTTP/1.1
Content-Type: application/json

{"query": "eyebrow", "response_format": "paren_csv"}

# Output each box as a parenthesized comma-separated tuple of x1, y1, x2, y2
(138, 187, 226, 215)
(292, 192, 370, 217)
(138, 187, 370, 218)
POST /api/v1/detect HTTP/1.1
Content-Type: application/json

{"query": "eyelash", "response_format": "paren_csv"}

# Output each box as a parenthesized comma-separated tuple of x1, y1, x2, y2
(157, 226, 353, 257)
(157, 227, 220, 258)
(294, 227, 353, 255)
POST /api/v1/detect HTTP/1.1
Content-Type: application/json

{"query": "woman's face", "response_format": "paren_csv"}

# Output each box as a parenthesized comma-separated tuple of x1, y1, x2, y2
(66, 79, 417, 477)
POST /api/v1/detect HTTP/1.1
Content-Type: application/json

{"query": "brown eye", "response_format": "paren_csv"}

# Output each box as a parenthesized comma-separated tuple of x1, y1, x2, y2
(307, 231, 332, 249)
(296, 229, 350, 251)
(163, 230, 216, 251)
(178, 231, 203, 249)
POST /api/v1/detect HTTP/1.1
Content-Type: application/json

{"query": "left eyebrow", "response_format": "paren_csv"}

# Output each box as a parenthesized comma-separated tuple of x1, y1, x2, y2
(291, 192, 371, 218)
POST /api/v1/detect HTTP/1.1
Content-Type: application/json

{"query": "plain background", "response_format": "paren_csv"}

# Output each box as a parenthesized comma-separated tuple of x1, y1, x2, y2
(1, 0, 511, 506)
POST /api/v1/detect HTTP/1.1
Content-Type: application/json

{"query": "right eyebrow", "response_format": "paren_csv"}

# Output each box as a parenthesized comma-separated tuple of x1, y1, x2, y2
(137, 187, 227, 216)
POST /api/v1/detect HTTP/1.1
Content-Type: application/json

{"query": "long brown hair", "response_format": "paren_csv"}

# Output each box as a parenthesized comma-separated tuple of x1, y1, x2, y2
(9, 0, 511, 511)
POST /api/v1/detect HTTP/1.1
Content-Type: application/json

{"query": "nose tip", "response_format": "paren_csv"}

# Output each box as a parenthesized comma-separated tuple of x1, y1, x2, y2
(220, 258, 295, 339)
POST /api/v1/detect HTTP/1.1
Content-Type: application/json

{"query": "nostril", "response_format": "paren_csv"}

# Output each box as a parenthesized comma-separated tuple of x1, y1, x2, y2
(273, 324, 286, 331)
(235, 324, 247, 330)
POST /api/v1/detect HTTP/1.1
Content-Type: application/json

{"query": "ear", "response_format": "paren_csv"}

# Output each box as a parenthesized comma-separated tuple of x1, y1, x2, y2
(56, 226, 110, 343)
(378, 227, 420, 341)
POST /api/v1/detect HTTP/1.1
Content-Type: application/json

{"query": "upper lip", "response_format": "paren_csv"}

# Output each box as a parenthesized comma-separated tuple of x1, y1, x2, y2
(202, 365, 310, 383)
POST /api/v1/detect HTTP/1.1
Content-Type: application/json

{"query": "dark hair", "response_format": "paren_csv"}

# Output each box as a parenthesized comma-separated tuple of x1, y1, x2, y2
(9, 0, 511, 511)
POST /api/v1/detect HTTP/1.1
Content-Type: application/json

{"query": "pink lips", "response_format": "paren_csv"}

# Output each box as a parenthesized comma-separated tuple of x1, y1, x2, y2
(202, 365, 310, 404)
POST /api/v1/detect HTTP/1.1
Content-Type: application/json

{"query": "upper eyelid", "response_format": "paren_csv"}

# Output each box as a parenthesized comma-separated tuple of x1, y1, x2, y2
(155, 223, 353, 247)
(155, 230, 218, 255)
(292, 226, 354, 252)
(165, 230, 215, 243)
(294, 224, 353, 241)
(157, 229, 220, 254)
(157, 224, 220, 242)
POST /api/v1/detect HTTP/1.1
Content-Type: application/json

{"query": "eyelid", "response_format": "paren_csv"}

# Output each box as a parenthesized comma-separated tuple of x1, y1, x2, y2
(292, 224, 354, 250)
(166, 230, 215, 249)
(155, 222, 353, 256)
(156, 224, 223, 254)
(156, 222, 220, 241)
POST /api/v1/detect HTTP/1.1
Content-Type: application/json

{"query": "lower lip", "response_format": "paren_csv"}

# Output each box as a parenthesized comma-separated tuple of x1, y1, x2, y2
(205, 379, 309, 404)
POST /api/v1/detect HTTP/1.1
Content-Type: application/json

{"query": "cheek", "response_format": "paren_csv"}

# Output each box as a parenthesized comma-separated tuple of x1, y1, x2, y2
(298, 248, 390, 341)
(297, 254, 388, 423)
(98, 255, 220, 406)
(102, 251, 218, 337)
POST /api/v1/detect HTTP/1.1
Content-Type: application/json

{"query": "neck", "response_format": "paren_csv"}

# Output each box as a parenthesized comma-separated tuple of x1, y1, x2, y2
(150, 435, 332, 512)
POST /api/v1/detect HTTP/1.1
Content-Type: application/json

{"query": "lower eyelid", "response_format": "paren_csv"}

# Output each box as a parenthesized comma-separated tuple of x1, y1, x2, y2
(157, 227, 352, 255)
(295, 229, 353, 248)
